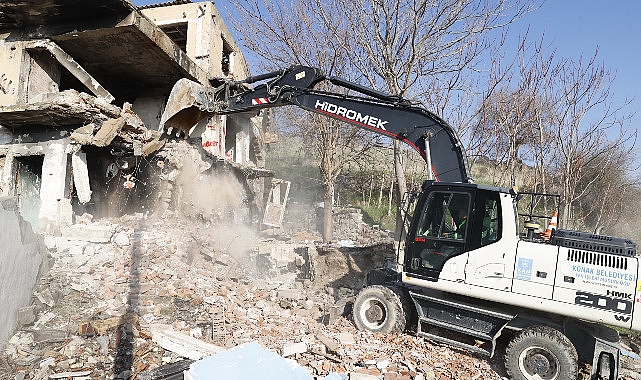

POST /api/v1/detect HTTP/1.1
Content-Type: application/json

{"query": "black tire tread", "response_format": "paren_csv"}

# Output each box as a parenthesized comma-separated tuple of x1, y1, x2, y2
(505, 325, 578, 380)
(353, 285, 407, 334)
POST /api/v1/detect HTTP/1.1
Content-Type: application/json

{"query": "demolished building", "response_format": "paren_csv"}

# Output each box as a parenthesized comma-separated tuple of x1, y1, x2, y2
(0, 0, 275, 350)
(0, 0, 268, 234)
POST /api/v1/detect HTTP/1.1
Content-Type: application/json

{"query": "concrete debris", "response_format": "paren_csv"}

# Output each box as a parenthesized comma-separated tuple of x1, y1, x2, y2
(0, 212, 502, 380)
(92, 117, 124, 147)
(149, 324, 224, 361)
(316, 332, 340, 353)
(138, 359, 194, 380)
(282, 341, 307, 357)
(49, 370, 92, 379)
(70, 124, 96, 145)
(61, 223, 114, 243)
(71, 152, 92, 204)
(16, 306, 37, 327)
(2, 208, 639, 380)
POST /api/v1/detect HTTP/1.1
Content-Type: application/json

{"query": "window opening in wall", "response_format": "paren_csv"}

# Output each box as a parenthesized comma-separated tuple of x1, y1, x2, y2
(26, 49, 92, 102)
(59, 65, 91, 93)
(15, 155, 44, 230)
(222, 37, 233, 76)
(26, 49, 59, 102)
(161, 22, 189, 52)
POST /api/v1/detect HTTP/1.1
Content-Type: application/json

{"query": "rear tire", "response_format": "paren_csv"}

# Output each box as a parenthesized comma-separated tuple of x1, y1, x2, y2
(505, 325, 578, 380)
(353, 285, 408, 334)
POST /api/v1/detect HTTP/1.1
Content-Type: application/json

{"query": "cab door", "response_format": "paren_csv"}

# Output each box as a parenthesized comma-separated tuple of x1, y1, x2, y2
(405, 188, 472, 281)
(463, 191, 515, 292)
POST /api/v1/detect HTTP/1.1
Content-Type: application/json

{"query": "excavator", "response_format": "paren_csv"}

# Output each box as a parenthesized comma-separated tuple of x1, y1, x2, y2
(159, 65, 639, 380)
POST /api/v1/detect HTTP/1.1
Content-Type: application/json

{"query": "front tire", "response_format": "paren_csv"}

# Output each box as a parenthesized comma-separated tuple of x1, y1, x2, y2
(505, 326, 578, 380)
(353, 285, 408, 334)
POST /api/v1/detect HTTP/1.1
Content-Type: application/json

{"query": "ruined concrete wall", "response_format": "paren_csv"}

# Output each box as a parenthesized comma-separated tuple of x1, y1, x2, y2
(141, 2, 250, 81)
(0, 197, 47, 349)
(141, 2, 263, 174)
(0, 136, 73, 233)
(0, 36, 63, 106)
(0, 32, 24, 105)
(131, 95, 165, 132)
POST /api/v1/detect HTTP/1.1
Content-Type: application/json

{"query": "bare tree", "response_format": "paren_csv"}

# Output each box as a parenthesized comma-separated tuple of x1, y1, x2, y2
(229, 0, 389, 241)
(228, 0, 536, 240)
(472, 34, 558, 188)
(470, 36, 637, 231)
(314, 0, 535, 237)
(573, 146, 638, 234)
(546, 52, 636, 229)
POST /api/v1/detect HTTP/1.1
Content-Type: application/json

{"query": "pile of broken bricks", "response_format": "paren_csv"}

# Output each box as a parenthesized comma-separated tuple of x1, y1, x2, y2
(0, 210, 570, 380)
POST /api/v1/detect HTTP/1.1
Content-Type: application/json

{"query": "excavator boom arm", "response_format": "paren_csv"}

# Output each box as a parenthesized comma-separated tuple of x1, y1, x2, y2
(160, 65, 472, 183)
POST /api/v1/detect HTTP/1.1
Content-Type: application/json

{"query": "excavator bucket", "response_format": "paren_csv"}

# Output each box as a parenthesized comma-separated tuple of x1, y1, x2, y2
(159, 78, 213, 137)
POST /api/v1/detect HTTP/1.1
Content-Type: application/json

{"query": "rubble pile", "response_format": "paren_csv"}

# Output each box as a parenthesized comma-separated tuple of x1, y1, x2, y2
(1, 210, 640, 380)
(0, 211, 495, 380)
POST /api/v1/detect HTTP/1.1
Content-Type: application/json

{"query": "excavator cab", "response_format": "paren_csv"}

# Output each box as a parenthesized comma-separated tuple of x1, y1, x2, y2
(404, 181, 503, 281)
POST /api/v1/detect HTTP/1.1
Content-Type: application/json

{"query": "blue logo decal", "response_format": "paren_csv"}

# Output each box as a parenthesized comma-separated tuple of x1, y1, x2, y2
(516, 258, 533, 280)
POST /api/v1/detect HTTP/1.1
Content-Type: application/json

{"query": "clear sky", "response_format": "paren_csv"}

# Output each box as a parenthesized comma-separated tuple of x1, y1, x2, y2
(514, 1, 641, 135)
(131, 0, 640, 136)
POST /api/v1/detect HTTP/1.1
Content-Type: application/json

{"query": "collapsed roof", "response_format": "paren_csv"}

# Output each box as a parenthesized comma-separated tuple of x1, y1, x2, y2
(0, 0, 207, 130)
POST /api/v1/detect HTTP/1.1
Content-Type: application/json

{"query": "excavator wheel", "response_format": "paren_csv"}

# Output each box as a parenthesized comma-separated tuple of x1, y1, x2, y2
(353, 285, 409, 334)
(505, 325, 578, 380)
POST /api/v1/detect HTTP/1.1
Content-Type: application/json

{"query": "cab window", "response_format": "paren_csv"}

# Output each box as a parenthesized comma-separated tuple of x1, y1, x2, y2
(413, 191, 471, 271)
(416, 192, 470, 240)
(480, 196, 500, 246)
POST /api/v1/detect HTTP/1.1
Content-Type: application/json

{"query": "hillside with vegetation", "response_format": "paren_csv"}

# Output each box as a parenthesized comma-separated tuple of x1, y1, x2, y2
(266, 134, 641, 244)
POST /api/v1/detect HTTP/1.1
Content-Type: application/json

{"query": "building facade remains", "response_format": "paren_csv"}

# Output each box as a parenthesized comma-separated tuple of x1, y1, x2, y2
(0, 0, 268, 233)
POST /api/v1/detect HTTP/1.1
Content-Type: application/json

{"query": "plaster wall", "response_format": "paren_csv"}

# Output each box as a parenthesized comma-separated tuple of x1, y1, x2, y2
(0, 139, 72, 232)
(141, 2, 249, 80)
(132, 95, 166, 131)
(0, 33, 24, 106)
(0, 197, 47, 350)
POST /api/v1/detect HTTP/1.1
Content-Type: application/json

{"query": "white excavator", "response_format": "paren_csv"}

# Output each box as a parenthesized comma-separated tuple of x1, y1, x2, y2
(159, 65, 639, 380)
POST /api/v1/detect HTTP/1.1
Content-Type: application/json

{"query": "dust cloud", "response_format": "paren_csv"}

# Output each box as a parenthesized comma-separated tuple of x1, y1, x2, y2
(174, 150, 257, 258)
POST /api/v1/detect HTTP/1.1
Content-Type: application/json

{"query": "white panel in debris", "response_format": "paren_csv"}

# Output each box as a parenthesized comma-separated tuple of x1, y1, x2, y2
(149, 324, 225, 361)
(71, 152, 92, 204)
(185, 341, 313, 380)
(201, 115, 226, 158)
(39, 142, 68, 225)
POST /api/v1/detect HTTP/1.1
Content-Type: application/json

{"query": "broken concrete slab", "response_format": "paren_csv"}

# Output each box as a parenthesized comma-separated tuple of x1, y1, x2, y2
(92, 117, 124, 147)
(276, 289, 303, 300)
(61, 223, 114, 243)
(16, 305, 37, 326)
(149, 324, 225, 361)
(316, 332, 340, 353)
(138, 359, 195, 380)
(0, 91, 120, 129)
(142, 136, 166, 157)
(337, 332, 355, 346)
(32, 329, 67, 344)
(49, 370, 92, 379)
(71, 151, 92, 204)
(350, 371, 382, 380)
(282, 341, 307, 357)
(70, 124, 96, 145)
